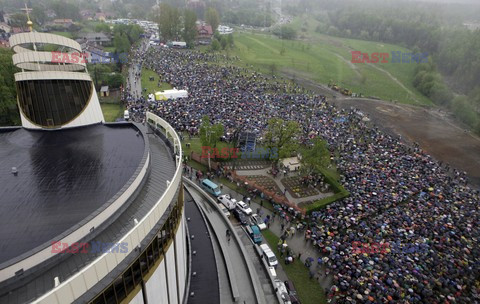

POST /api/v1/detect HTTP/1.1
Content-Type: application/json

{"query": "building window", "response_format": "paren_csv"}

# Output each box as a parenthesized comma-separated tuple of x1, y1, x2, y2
(16, 79, 93, 127)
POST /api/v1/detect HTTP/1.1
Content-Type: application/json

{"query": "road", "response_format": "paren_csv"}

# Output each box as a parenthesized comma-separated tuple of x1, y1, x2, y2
(185, 183, 261, 304)
(126, 40, 149, 99)
(184, 190, 220, 304)
(187, 186, 278, 304)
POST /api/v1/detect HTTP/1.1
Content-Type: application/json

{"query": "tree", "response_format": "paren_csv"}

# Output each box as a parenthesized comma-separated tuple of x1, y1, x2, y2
(114, 32, 131, 54)
(199, 116, 224, 154)
(183, 9, 197, 47)
(95, 23, 111, 34)
(227, 34, 234, 47)
(8, 13, 27, 27)
(220, 36, 228, 50)
(31, 5, 47, 26)
(299, 138, 331, 175)
(50, 1, 81, 21)
(205, 7, 220, 33)
(0, 49, 19, 126)
(106, 73, 124, 88)
(263, 118, 300, 162)
(273, 25, 297, 40)
(210, 39, 221, 51)
(269, 63, 277, 76)
(157, 3, 181, 41)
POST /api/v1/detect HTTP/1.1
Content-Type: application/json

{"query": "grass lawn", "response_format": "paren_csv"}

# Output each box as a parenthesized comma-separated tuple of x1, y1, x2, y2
(181, 136, 234, 156)
(141, 68, 172, 97)
(262, 229, 327, 304)
(226, 32, 431, 105)
(100, 103, 124, 122)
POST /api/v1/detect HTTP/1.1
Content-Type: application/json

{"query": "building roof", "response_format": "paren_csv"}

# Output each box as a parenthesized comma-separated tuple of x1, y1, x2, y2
(11, 27, 26, 34)
(53, 19, 73, 24)
(0, 124, 177, 303)
(0, 22, 11, 32)
(95, 13, 107, 20)
(81, 32, 111, 42)
(0, 124, 145, 265)
(196, 24, 213, 36)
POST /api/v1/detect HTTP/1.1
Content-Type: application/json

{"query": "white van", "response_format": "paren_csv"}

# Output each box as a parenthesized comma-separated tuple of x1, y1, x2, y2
(217, 194, 236, 210)
(260, 244, 278, 267)
(124, 110, 130, 120)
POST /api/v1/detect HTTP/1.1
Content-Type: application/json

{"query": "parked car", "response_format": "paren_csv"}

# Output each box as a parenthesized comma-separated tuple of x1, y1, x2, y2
(236, 200, 252, 215)
(251, 214, 266, 230)
(274, 279, 291, 304)
(219, 204, 230, 218)
(246, 225, 262, 244)
(201, 179, 221, 196)
(260, 244, 278, 267)
(284, 280, 300, 304)
(232, 208, 248, 225)
(217, 194, 236, 210)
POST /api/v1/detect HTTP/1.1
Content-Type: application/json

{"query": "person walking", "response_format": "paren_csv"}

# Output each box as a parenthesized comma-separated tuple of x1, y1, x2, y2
(226, 229, 231, 244)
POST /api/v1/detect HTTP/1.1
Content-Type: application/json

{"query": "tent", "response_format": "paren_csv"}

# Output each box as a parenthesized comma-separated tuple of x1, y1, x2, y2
(155, 88, 188, 101)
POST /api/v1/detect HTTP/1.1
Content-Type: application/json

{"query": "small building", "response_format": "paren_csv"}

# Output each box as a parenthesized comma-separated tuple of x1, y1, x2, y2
(0, 22, 11, 33)
(53, 19, 74, 28)
(80, 10, 94, 21)
(100, 86, 109, 97)
(218, 25, 233, 35)
(196, 24, 213, 44)
(11, 27, 27, 34)
(95, 13, 107, 22)
(80, 32, 111, 46)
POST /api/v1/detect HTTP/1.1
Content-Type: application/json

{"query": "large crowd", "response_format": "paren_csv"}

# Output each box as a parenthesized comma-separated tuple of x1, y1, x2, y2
(124, 47, 480, 303)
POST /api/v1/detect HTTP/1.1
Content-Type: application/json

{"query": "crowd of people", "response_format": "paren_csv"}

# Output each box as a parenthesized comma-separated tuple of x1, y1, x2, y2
(125, 46, 480, 303)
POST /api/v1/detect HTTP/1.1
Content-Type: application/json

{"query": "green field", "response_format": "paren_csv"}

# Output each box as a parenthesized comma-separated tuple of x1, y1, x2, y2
(141, 68, 173, 97)
(100, 103, 124, 122)
(226, 31, 432, 105)
(262, 229, 326, 304)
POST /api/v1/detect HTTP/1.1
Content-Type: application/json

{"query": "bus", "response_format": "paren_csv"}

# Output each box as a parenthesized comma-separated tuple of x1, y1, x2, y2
(201, 179, 221, 196)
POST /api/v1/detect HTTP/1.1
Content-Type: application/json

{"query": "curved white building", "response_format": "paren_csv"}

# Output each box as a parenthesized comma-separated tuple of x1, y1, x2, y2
(9, 32, 104, 129)
(0, 30, 188, 304)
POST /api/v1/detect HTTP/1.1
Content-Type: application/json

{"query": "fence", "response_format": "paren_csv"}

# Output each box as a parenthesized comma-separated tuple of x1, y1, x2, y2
(190, 151, 221, 170)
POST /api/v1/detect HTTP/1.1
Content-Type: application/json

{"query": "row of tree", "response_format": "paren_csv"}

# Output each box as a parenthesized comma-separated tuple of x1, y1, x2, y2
(311, 1, 480, 134)
(156, 4, 220, 47)
(210, 32, 234, 51)
(199, 115, 333, 177)
(0, 49, 19, 126)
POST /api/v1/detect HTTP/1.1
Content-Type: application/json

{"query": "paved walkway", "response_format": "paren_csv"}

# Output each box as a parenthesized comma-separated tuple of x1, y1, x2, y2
(235, 168, 334, 204)
(127, 40, 149, 99)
